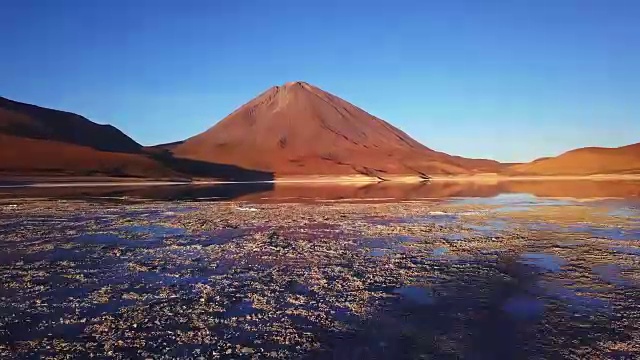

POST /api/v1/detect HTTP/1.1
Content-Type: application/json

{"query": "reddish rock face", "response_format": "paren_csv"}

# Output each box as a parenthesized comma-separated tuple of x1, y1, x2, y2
(171, 82, 503, 176)
(0, 97, 176, 178)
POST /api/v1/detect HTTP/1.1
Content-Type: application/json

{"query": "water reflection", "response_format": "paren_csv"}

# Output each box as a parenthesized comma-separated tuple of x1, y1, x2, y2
(244, 180, 640, 201)
(2, 179, 640, 202)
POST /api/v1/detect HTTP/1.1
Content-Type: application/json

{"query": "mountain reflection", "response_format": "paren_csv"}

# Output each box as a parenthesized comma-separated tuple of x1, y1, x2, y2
(2, 180, 639, 201)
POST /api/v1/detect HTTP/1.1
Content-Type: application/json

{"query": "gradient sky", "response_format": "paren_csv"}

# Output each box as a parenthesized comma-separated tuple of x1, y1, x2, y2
(1, 0, 639, 162)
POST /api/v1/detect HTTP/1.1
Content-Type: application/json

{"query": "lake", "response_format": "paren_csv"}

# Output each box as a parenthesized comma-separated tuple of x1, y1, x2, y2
(0, 180, 639, 358)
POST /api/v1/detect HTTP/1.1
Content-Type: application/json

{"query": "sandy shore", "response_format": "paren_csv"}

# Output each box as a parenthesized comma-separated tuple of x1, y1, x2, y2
(209, 173, 640, 184)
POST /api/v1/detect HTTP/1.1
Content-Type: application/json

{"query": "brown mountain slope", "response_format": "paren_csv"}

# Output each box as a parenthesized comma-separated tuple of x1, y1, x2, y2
(0, 96, 142, 153)
(0, 96, 274, 180)
(0, 96, 178, 178)
(0, 134, 178, 177)
(509, 142, 640, 175)
(171, 81, 503, 177)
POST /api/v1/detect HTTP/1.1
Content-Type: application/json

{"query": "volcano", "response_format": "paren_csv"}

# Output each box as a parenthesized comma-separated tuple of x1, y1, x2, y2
(170, 81, 502, 177)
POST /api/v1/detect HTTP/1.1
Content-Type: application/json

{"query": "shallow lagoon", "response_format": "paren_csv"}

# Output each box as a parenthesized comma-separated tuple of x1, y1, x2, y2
(0, 181, 639, 359)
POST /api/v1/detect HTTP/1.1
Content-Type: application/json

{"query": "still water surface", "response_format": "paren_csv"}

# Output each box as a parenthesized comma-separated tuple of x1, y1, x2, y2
(1, 179, 640, 202)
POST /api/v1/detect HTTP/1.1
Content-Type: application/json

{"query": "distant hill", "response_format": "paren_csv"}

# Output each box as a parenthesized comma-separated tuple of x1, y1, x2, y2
(0, 96, 273, 180)
(509, 143, 640, 175)
(0, 133, 179, 178)
(0, 96, 180, 178)
(0, 96, 142, 153)
(169, 81, 504, 177)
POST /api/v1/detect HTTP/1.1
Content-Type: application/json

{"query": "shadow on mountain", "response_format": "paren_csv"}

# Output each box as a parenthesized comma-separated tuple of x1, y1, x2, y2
(148, 150, 275, 182)
(0, 96, 142, 154)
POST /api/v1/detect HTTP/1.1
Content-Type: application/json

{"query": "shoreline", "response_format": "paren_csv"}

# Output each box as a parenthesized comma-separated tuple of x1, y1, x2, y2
(1, 173, 640, 188)
(428, 174, 640, 182)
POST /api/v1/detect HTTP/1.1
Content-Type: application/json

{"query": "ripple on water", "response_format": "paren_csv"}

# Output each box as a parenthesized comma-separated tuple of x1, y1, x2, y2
(420, 213, 460, 226)
(361, 235, 418, 256)
(519, 253, 567, 272)
(610, 245, 640, 255)
(608, 207, 640, 218)
(74, 233, 162, 248)
(119, 224, 186, 237)
(592, 264, 634, 287)
(3, 246, 95, 264)
(393, 285, 435, 305)
(360, 237, 394, 252)
(466, 220, 509, 237)
(502, 295, 546, 320)
(571, 225, 640, 241)
(553, 240, 585, 249)
(453, 193, 575, 208)
(369, 248, 388, 257)
(533, 280, 610, 313)
(443, 233, 466, 241)
(286, 280, 311, 295)
(432, 247, 449, 256)
(334, 307, 355, 322)
(496, 206, 532, 213)
(176, 228, 247, 247)
(527, 222, 640, 240)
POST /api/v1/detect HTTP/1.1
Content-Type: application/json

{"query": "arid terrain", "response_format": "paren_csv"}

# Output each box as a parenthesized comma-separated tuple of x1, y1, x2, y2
(0, 97, 177, 178)
(509, 142, 640, 176)
(2, 84, 639, 181)
(0, 96, 273, 181)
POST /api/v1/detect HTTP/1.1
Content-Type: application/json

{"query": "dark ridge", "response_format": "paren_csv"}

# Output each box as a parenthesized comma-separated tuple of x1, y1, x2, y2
(149, 151, 275, 182)
(0, 96, 141, 154)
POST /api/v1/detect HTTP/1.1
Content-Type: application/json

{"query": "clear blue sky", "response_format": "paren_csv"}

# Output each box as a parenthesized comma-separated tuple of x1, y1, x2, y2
(1, 0, 638, 162)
